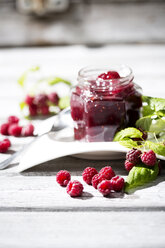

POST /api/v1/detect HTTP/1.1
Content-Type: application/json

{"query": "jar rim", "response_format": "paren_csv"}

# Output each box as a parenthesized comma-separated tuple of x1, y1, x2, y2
(78, 65, 134, 85)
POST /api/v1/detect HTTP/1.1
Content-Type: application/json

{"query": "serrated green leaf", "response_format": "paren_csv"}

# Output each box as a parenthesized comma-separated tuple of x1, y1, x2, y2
(136, 116, 152, 131)
(142, 105, 154, 117)
(125, 162, 159, 193)
(145, 141, 165, 156)
(150, 97, 165, 112)
(149, 118, 165, 134)
(113, 128, 143, 141)
(142, 95, 151, 104)
(119, 139, 139, 149)
(58, 96, 70, 109)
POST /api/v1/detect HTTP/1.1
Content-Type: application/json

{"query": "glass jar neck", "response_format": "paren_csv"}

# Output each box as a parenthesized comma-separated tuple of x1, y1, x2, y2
(77, 65, 134, 90)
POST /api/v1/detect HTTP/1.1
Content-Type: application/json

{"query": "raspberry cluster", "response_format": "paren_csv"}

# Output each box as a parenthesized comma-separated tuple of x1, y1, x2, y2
(125, 148, 158, 172)
(83, 166, 124, 197)
(0, 115, 34, 138)
(24, 92, 59, 117)
(56, 166, 125, 198)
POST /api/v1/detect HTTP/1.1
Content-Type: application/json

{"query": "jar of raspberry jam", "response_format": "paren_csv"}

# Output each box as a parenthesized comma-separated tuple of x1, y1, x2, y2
(70, 65, 142, 142)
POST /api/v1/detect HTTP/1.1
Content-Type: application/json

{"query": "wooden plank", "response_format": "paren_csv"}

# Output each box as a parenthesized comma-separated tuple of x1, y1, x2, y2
(0, 211, 165, 248)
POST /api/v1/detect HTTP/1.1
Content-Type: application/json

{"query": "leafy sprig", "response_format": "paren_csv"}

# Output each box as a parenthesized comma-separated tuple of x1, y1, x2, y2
(114, 96, 165, 157)
(136, 96, 165, 133)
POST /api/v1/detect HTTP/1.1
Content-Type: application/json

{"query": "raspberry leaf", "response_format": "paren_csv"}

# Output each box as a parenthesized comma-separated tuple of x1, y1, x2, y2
(142, 105, 154, 117)
(136, 116, 152, 131)
(150, 97, 165, 112)
(142, 96, 165, 112)
(145, 141, 165, 156)
(149, 119, 165, 134)
(113, 128, 143, 141)
(119, 139, 139, 149)
(125, 162, 159, 193)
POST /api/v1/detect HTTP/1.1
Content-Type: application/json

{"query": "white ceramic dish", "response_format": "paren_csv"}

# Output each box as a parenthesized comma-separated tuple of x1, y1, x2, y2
(17, 127, 165, 172)
(18, 128, 128, 172)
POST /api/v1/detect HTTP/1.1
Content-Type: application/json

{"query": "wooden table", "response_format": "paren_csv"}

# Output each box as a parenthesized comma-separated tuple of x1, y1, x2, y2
(0, 45, 165, 247)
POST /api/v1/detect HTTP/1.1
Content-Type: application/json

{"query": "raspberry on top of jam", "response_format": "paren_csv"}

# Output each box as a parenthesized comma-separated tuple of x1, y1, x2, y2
(98, 71, 120, 80)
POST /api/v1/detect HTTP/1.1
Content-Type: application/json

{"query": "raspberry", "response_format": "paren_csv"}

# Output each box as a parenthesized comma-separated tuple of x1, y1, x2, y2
(56, 170, 71, 187)
(110, 176, 125, 192)
(125, 160, 135, 172)
(97, 180, 112, 196)
(82, 167, 98, 185)
(48, 92, 59, 105)
(92, 174, 105, 189)
(34, 94, 48, 106)
(3, 138, 11, 148)
(99, 166, 115, 180)
(0, 123, 9, 135)
(0, 141, 9, 153)
(22, 124, 34, 136)
(39, 105, 50, 115)
(98, 71, 120, 80)
(66, 180, 83, 197)
(126, 148, 142, 164)
(29, 104, 38, 116)
(25, 95, 34, 105)
(141, 150, 157, 166)
(8, 124, 22, 137)
(8, 115, 19, 124)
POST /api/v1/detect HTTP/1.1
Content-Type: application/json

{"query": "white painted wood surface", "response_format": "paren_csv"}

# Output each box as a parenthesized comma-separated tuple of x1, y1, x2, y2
(0, 45, 165, 247)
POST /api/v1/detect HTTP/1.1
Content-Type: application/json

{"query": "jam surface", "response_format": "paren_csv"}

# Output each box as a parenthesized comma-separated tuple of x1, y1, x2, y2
(71, 69, 142, 142)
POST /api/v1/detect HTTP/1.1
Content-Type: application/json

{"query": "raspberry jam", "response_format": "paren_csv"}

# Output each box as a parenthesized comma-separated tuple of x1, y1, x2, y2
(71, 65, 142, 142)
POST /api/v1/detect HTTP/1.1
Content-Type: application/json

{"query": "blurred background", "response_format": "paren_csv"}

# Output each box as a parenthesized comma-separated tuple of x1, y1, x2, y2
(0, 0, 165, 117)
(0, 0, 165, 47)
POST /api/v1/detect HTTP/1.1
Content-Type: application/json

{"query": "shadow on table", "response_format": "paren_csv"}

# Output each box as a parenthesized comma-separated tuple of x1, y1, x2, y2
(19, 156, 165, 197)
(76, 192, 94, 200)
(20, 156, 128, 176)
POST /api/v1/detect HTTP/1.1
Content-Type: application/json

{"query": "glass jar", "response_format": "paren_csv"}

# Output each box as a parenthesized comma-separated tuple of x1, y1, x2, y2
(70, 65, 142, 142)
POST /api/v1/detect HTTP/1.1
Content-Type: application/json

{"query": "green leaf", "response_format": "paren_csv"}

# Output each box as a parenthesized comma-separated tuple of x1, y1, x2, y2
(149, 118, 165, 134)
(58, 96, 70, 109)
(125, 162, 159, 193)
(47, 77, 71, 86)
(142, 105, 154, 117)
(136, 116, 152, 131)
(145, 141, 165, 156)
(113, 128, 143, 141)
(119, 139, 139, 149)
(150, 97, 165, 112)
(142, 95, 151, 104)
(19, 101, 27, 111)
(18, 66, 40, 87)
(156, 110, 165, 117)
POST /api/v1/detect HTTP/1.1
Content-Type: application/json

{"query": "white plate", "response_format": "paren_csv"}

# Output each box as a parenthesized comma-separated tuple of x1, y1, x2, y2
(17, 127, 165, 172)
(18, 128, 128, 172)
